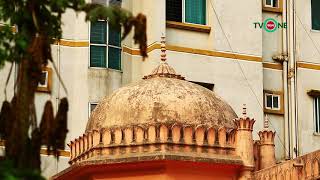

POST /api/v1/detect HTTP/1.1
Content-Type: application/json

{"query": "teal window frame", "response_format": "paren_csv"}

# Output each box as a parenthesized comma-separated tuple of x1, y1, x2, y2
(166, 0, 206, 25)
(311, 0, 320, 31)
(184, 0, 206, 25)
(89, 20, 122, 70)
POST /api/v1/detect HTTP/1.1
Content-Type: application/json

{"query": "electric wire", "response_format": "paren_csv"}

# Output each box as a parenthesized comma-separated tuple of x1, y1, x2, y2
(208, 0, 290, 155)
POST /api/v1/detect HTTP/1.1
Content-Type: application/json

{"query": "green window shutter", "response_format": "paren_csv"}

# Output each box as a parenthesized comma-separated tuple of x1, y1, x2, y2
(185, 0, 206, 25)
(108, 47, 121, 70)
(90, 21, 106, 44)
(90, 46, 106, 67)
(109, 27, 121, 46)
(312, 0, 320, 30)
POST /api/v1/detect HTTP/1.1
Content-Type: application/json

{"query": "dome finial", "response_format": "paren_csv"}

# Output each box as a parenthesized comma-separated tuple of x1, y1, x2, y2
(142, 35, 185, 80)
(264, 114, 270, 129)
(160, 35, 166, 62)
(242, 104, 247, 117)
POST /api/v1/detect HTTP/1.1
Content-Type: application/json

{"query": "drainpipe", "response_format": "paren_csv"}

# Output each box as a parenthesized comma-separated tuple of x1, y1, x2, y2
(283, 0, 290, 160)
(272, 0, 290, 160)
(288, 0, 298, 158)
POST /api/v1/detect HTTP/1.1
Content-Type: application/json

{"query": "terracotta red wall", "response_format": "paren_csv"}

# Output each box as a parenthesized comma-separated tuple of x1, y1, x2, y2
(90, 161, 240, 180)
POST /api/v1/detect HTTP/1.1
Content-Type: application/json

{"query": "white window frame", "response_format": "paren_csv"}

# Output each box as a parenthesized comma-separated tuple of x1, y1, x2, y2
(88, 102, 99, 118)
(180, 0, 207, 25)
(264, 93, 281, 110)
(264, 0, 278, 8)
(89, 20, 122, 70)
(314, 97, 320, 133)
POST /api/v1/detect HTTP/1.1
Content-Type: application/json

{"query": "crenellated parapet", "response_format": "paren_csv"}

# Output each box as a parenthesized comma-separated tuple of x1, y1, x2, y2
(234, 105, 256, 180)
(258, 115, 276, 170)
(258, 130, 276, 145)
(254, 150, 320, 180)
(68, 123, 238, 165)
(233, 116, 255, 131)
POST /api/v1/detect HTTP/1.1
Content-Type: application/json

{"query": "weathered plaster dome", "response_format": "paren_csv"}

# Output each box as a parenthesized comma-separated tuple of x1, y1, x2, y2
(86, 64, 237, 131)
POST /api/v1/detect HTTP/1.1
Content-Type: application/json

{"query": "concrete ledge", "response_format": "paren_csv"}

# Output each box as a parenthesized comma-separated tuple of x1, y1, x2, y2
(52, 153, 243, 180)
(166, 21, 211, 33)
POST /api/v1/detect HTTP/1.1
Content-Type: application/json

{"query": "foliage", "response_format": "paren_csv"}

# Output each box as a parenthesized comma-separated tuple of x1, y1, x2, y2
(0, 160, 45, 180)
(0, 0, 147, 68)
(0, 0, 147, 178)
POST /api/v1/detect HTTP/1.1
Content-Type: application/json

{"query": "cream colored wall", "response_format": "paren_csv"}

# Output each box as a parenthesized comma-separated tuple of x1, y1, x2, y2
(41, 156, 69, 178)
(263, 68, 285, 160)
(166, 0, 262, 56)
(0, 0, 299, 178)
(297, 68, 320, 155)
(295, 0, 320, 156)
(0, 62, 15, 106)
(261, 0, 320, 158)
(211, 0, 262, 56)
(262, 13, 283, 63)
(296, 0, 320, 64)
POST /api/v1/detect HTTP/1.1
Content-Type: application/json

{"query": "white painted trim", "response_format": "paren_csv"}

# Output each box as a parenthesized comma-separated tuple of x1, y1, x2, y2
(264, 0, 279, 8)
(264, 93, 281, 110)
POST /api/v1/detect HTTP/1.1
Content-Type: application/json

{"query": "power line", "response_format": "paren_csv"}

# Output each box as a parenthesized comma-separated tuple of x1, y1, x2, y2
(208, 0, 290, 155)
(294, 9, 320, 58)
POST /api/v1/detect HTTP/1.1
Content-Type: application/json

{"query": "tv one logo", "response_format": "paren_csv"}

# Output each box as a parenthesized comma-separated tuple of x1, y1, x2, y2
(254, 18, 287, 32)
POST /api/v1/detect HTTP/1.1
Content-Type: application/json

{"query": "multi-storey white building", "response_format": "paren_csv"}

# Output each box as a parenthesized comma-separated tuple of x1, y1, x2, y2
(0, 0, 320, 178)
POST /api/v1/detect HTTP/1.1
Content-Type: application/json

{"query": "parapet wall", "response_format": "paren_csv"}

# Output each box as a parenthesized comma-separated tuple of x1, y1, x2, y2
(68, 124, 237, 164)
(254, 150, 320, 180)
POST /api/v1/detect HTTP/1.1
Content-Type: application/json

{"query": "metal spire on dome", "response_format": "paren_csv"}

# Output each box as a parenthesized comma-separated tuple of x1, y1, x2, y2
(264, 114, 270, 129)
(142, 35, 185, 80)
(242, 104, 247, 118)
(160, 36, 167, 62)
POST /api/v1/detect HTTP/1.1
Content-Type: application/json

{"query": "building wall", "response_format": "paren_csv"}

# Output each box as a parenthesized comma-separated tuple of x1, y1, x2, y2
(297, 68, 320, 155)
(57, 161, 241, 180)
(261, 8, 286, 160)
(295, 0, 320, 156)
(2, 0, 320, 178)
(260, 0, 320, 159)
(0, 0, 263, 177)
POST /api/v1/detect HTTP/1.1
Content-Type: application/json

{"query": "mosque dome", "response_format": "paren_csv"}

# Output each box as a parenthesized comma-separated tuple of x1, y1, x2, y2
(86, 38, 237, 132)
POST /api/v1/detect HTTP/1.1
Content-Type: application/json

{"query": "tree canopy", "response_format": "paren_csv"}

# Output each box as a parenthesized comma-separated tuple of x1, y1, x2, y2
(0, 0, 147, 68)
(0, 0, 147, 179)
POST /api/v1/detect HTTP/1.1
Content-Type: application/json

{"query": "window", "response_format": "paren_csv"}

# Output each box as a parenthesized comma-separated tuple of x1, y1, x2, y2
(166, 0, 206, 25)
(263, 90, 283, 114)
(90, 21, 121, 70)
(264, 0, 278, 8)
(262, 0, 282, 13)
(307, 90, 320, 133)
(39, 71, 49, 88)
(36, 67, 52, 93)
(314, 97, 320, 133)
(265, 93, 280, 110)
(89, 103, 98, 117)
(312, 0, 320, 30)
